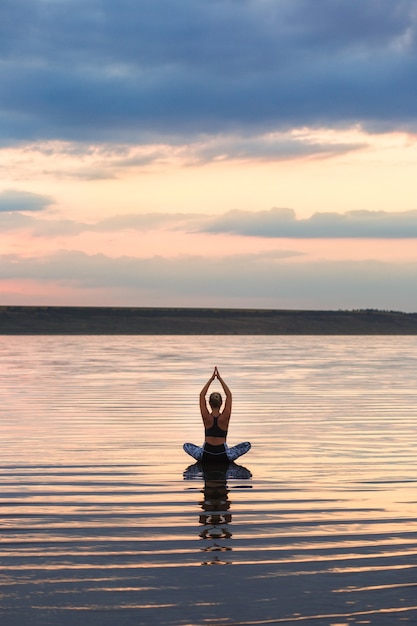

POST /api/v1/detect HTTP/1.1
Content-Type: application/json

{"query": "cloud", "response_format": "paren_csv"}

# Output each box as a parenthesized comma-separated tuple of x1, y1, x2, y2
(26, 131, 366, 179)
(93, 213, 202, 232)
(1, 0, 417, 146)
(2, 206, 417, 239)
(184, 132, 366, 164)
(0, 249, 416, 311)
(200, 208, 417, 238)
(0, 189, 54, 212)
(0, 209, 204, 236)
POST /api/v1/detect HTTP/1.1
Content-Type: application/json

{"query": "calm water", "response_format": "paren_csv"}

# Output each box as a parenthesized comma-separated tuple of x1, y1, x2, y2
(1, 335, 417, 625)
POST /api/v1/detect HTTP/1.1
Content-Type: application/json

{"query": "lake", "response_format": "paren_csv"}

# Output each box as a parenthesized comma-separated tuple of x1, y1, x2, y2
(1, 335, 417, 625)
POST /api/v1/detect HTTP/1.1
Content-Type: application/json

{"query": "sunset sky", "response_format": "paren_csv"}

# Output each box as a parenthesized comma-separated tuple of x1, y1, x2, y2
(1, 0, 417, 310)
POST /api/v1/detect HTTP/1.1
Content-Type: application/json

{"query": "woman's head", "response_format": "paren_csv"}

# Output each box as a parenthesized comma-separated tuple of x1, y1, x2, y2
(209, 392, 222, 409)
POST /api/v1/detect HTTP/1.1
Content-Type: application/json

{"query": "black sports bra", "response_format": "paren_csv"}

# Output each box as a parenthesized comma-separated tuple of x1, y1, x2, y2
(205, 416, 228, 438)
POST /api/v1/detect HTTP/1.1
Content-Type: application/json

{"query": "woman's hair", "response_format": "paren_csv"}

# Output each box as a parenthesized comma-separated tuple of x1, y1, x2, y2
(209, 392, 222, 409)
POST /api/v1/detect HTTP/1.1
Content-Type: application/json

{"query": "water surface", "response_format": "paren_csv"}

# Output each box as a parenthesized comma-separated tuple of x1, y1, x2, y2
(1, 336, 417, 625)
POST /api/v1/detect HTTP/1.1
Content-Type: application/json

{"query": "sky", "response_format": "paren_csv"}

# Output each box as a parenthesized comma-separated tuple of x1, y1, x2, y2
(1, 0, 417, 311)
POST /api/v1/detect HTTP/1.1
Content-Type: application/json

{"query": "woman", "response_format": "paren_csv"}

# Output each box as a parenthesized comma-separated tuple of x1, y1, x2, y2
(183, 367, 251, 463)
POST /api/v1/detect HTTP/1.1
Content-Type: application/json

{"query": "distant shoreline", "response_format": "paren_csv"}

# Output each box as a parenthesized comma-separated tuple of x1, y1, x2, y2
(1, 306, 416, 334)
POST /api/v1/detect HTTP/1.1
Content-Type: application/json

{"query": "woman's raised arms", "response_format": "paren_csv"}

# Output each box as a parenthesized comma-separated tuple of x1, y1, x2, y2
(199, 368, 216, 419)
(215, 367, 232, 419)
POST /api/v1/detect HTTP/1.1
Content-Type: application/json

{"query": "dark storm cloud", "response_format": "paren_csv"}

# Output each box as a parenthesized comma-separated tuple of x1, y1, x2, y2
(1, 0, 417, 145)
(201, 208, 417, 238)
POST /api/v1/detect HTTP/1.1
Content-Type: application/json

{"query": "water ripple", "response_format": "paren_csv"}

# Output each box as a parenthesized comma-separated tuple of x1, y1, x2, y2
(1, 336, 417, 624)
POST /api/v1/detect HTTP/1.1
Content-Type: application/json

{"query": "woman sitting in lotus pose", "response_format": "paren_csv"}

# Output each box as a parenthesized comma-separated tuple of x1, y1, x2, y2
(183, 367, 251, 464)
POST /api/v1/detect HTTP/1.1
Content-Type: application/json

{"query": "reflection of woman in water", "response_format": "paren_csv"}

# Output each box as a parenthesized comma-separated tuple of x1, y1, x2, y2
(183, 367, 251, 463)
(199, 468, 233, 565)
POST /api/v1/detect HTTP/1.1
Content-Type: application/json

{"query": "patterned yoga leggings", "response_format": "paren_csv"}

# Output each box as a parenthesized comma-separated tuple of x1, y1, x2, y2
(202, 442, 229, 463)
